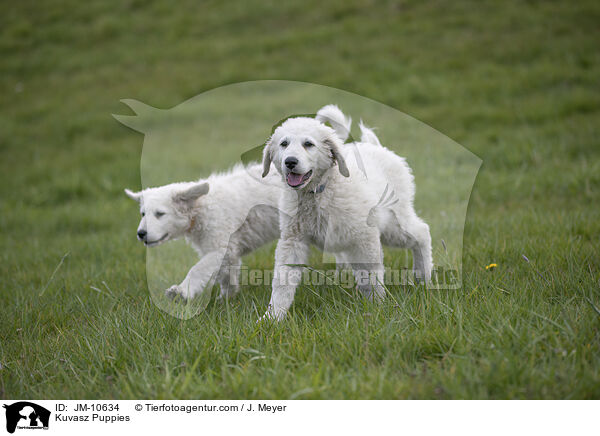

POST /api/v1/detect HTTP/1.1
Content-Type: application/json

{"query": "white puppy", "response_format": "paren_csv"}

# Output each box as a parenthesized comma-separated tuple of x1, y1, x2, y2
(125, 164, 282, 299)
(261, 106, 433, 320)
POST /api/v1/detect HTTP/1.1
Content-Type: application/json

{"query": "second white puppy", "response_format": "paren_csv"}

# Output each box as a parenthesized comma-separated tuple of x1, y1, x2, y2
(261, 106, 433, 320)
(125, 164, 282, 300)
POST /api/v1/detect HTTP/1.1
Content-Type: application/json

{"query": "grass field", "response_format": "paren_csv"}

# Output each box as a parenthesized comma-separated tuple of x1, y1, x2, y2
(1, 0, 599, 399)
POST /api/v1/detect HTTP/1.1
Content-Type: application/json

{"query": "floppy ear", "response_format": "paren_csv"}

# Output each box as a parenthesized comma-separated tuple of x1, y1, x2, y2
(124, 188, 142, 202)
(324, 135, 350, 177)
(262, 139, 273, 178)
(173, 182, 209, 204)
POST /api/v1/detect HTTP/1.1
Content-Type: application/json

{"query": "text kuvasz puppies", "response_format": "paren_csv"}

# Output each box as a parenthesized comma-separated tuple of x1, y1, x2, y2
(261, 105, 433, 320)
(125, 164, 282, 299)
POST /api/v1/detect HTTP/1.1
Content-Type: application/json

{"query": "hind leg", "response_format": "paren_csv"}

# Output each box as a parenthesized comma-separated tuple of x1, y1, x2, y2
(404, 218, 432, 282)
(381, 215, 432, 283)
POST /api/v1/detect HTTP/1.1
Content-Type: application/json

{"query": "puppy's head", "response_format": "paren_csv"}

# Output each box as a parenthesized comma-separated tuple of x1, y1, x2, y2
(262, 117, 349, 190)
(124, 182, 209, 247)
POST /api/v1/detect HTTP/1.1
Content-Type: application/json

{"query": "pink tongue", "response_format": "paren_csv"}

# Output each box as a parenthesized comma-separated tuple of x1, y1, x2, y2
(287, 172, 305, 187)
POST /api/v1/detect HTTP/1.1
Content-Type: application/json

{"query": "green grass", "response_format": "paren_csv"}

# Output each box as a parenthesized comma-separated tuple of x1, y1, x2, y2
(1, 0, 599, 399)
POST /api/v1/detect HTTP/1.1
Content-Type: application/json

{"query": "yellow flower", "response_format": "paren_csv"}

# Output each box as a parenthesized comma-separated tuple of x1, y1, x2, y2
(485, 263, 497, 270)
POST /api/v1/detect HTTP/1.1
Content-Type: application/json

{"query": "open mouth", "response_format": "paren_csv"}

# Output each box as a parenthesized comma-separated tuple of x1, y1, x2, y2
(286, 170, 313, 188)
(144, 233, 169, 247)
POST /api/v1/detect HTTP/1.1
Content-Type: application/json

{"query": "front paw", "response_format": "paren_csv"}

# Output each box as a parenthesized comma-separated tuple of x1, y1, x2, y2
(165, 285, 188, 301)
(257, 307, 286, 322)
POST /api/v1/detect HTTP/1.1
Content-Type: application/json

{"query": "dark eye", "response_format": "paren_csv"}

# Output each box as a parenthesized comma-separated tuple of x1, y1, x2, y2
(155, 211, 165, 218)
(303, 141, 314, 148)
(280, 140, 288, 147)
(141, 212, 145, 217)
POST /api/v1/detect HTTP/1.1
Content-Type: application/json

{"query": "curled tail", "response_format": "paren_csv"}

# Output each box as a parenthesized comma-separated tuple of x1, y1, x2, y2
(316, 104, 352, 142)
(359, 120, 382, 146)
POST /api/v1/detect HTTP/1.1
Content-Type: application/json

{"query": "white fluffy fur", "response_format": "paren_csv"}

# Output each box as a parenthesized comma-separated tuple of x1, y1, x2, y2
(261, 110, 433, 320)
(125, 164, 282, 299)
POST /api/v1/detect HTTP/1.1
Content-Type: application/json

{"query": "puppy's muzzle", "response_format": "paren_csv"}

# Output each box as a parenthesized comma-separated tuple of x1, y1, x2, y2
(137, 229, 147, 241)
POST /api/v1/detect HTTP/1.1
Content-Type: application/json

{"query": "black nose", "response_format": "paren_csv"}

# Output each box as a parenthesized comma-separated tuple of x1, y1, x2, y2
(137, 230, 147, 239)
(285, 157, 298, 170)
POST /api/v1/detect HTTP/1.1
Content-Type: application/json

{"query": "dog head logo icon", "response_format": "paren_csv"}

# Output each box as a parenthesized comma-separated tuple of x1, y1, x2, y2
(3, 402, 50, 433)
